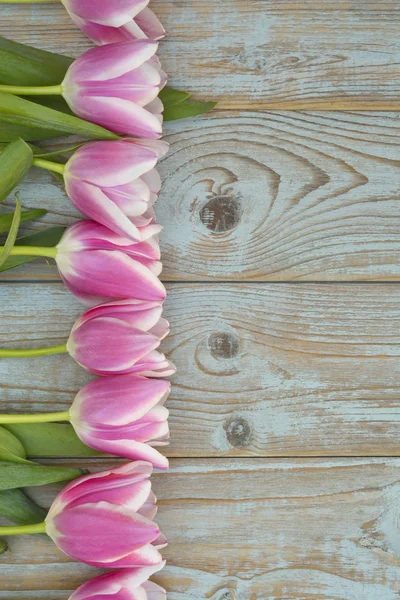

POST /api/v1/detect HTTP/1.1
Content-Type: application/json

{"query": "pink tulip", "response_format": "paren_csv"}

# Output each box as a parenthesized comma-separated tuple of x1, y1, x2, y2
(64, 139, 168, 241)
(70, 374, 170, 469)
(67, 299, 175, 377)
(69, 565, 166, 600)
(62, 41, 166, 138)
(62, 0, 165, 45)
(45, 462, 167, 568)
(56, 221, 166, 305)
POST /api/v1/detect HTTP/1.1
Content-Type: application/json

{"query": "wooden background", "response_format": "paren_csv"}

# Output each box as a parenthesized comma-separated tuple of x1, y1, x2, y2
(1, 1, 400, 598)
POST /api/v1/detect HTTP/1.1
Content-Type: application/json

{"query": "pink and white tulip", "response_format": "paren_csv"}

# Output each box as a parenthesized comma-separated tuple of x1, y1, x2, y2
(70, 374, 170, 469)
(64, 139, 168, 241)
(45, 462, 167, 568)
(62, 41, 166, 138)
(62, 0, 165, 45)
(56, 221, 166, 305)
(69, 564, 166, 600)
(67, 299, 175, 377)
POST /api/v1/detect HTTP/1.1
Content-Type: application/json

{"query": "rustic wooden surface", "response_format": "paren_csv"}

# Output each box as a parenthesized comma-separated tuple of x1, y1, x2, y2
(2, 1, 400, 110)
(1, 283, 400, 457)
(0, 1, 400, 598)
(1, 458, 400, 599)
(3, 110, 400, 282)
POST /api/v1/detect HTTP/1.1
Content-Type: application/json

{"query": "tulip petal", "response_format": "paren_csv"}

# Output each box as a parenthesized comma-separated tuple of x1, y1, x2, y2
(76, 299, 163, 330)
(106, 180, 150, 217)
(89, 542, 164, 569)
(57, 249, 166, 302)
(66, 480, 152, 514)
(78, 434, 169, 469)
(70, 94, 163, 138)
(63, 0, 149, 27)
(47, 503, 160, 562)
(48, 462, 153, 516)
(64, 40, 158, 82)
(66, 140, 159, 187)
(138, 489, 157, 520)
(71, 375, 170, 425)
(67, 317, 161, 374)
(65, 179, 141, 241)
(133, 8, 166, 40)
(70, 563, 167, 600)
(68, 13, 134, 46)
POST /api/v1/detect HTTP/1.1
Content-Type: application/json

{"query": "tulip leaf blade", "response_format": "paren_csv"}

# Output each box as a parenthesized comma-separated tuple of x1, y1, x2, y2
(0, 138, 33, 203)
(0, 92, 119, 142)
(0, 461, 87, 490)
(159, 87, 191, 108)
(0, 197, 21, 268)
(33, 143, 85, 159)
(4, 423, 102, 457)
(0, 226, 65, 273)
(0, 427, 27, 465)
(0, 36, 72, 87)
(0, 488, 47, 525)
(0, 208, 47, 235)
(164, 99, 216, 121)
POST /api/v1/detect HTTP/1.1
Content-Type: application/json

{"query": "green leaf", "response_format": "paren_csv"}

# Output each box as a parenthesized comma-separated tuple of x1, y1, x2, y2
(164, 99, 216, 121)
(0, 208, 47, 235)
(0, 226, 65, 273)
(0, 36, 72, 88)
(0, 92, 119, 142)
(4, 424, 101, 458)
(0, 539, 8, 554)
(33, 143, 85, 159)
(0, 197, 21, 268)
(0, 427, 26, 464)
(0, 138, 32, 203)
(0, 488, 46, 525)
(159, 87, 190, 108)
(0, 461, 87, 490)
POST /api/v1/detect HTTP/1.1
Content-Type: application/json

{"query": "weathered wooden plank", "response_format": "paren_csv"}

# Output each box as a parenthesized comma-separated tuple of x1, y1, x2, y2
(1, 458, 400, 598)
(2, 111, 400, 282)
(1, 283, 399, 457)
(1, 1, 400, 109)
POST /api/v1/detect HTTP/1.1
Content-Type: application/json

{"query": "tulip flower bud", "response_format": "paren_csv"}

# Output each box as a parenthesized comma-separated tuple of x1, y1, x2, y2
(70, 374, 170, 469)
(61, 0, 165, 46)
(56, 221, 166, 305)
(66, 299, 175, 377)
(69, 565, 166, 600)
(45, 462, 167, 568)
(64, 139, 168, 241)
(62, 41, 167, 138)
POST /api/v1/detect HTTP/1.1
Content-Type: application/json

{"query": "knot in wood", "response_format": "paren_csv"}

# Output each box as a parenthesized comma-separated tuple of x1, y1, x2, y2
(208, 332, 240, 359)
(200, 195, 242, 233)
(224, 417, 252, 448)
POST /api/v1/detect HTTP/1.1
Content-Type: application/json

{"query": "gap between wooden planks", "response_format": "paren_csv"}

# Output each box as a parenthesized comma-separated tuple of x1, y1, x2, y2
(1, 458, 400, 599)
(0, 282, 399, 458)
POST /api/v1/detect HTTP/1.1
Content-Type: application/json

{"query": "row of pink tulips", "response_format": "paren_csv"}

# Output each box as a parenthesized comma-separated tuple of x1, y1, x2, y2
(0, 0, 175, 598)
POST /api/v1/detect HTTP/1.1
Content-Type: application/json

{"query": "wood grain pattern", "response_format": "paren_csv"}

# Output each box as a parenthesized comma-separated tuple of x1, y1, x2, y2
(2, 111, 400, 282)
(1, 283, 399, 457)
(1, 458, 400, 599)
(1, 1, 400, 109)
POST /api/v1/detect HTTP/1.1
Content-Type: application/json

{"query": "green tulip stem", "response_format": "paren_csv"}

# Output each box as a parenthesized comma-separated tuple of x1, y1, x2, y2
(32, 158, 66, 176)
(0, 411, 70, 424)
(0, 84, 62, 95)
(0, 522, 46, 535)
(0, 245, 58, 258)
(0, 343, 67, 358)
